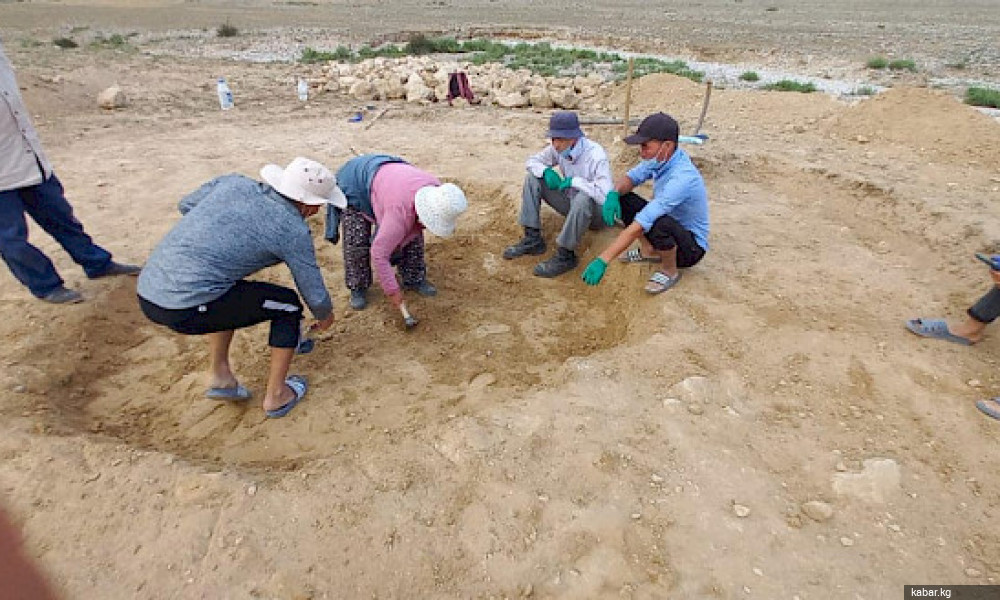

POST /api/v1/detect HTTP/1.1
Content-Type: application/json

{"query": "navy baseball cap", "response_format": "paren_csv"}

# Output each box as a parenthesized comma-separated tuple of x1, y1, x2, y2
(547, 111, 584, 139)
(624, 112, 680, 144)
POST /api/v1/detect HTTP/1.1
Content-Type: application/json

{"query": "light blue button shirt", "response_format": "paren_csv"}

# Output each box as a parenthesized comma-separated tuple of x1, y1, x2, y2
(627, 148, 710, 251)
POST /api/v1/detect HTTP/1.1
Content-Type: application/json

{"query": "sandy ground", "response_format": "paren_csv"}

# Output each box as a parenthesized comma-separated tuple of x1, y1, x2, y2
(1, 1, 1000, 598)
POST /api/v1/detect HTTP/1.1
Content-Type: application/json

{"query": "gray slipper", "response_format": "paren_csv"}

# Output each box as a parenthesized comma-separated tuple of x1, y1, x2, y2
(206, 385, 252, 401)
(905, 318, 973, 346)
(976, 398, 1000, 421)
(619, 247, 661, 264)
(645, 270, 682, 294)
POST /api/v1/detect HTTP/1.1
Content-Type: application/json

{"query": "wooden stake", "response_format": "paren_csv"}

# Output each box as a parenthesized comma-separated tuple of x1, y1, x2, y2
(622, 57, 634, 138)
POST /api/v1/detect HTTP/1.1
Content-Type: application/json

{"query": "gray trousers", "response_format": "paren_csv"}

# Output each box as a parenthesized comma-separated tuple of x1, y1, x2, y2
(969, 287, 1000, 324)
(519, 174, 603, 251)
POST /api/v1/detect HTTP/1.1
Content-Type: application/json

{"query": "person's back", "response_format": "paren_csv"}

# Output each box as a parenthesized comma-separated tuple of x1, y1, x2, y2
(138, 174, 314, 309)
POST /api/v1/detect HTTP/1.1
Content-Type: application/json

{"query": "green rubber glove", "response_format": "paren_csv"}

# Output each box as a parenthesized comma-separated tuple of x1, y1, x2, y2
(557, 176, 573, 191)
(542, 167, 563, 190)
(602, 190, 621, 227)
(582, 258, 608, 286)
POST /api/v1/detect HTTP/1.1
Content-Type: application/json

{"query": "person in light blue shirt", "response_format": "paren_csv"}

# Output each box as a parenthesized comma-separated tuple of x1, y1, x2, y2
(581, 112, 709, 294)
(503, 111, 614, 278)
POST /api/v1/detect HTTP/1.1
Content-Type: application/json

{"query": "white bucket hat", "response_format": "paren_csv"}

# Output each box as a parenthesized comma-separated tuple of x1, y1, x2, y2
(414, 183, 467, 238)
(260, 157, 347, 208)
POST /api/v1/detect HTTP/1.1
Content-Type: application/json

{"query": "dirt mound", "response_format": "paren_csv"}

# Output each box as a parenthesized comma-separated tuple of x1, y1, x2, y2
(827, 87, 1000, 167)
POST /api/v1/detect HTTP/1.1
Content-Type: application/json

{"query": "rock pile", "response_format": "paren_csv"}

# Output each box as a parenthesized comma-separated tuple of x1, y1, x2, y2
(301, 56, 615, 110)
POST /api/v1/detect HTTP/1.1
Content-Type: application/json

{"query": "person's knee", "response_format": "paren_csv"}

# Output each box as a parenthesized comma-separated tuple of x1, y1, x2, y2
(568, 193, 595, 216)
(647, 232, 677, 251)
(523, 173, 544, 193)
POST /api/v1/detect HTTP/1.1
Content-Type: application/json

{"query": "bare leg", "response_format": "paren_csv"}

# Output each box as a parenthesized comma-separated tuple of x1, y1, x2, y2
(949, 317, 988, 343)
(652, 246, 680, 277)
(638, 237, 656, 258)
(262, 347, 296, 412)
(207, 331, 239, 389)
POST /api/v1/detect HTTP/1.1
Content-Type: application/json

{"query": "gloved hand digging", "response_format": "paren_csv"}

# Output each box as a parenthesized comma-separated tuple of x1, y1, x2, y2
(582, 258, 608, 286)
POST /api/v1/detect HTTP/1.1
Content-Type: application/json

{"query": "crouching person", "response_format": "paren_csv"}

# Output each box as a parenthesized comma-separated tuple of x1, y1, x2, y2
(326, 153, 467, 329)
(137, 157, 343, 418)
(503, 111, 614, 278)
(582, 113, 709, 293)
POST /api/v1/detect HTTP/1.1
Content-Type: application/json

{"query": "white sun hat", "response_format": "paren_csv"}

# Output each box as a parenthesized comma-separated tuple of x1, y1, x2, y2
(414, 183, 467, 238)
(260, 157, 347, 208)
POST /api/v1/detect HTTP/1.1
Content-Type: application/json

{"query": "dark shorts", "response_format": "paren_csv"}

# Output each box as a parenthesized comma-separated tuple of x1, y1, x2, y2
(621, 192, 706, 268)
(138, 280, 303, 348)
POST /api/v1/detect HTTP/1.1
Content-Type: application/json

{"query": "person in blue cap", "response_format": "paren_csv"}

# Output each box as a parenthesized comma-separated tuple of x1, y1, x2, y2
(503, 110, 614, 278)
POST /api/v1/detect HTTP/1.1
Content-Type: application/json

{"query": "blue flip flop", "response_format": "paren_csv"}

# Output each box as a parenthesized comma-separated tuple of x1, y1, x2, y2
(205, 385, 252, 401)
(265, 375, 307, 419)
(976, 398, 1000, 421)
(905, 318, 973, 346)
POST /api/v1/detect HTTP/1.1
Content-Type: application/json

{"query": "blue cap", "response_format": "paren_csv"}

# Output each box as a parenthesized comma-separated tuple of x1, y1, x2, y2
(547, 111, 584, 139)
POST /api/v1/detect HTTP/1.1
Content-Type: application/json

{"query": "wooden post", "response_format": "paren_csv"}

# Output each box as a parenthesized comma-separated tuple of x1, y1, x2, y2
(622, 57, 634, 138)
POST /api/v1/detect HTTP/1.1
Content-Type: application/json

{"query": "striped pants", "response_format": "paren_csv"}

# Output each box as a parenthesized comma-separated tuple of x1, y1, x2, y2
(342, 208, 426, 291)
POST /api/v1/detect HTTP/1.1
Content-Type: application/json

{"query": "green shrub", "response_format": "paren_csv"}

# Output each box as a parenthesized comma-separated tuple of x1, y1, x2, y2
(301, 46, 354, 63)
(53, 37, 78, 49)
(966, 86, 1000, 109)
(403, 33, 435, 55)
(866, 56, 888, 69)
(888, 58, 916, 72)
(217, 22, 239, 38)
(763, 79, 816, 93)
(854, 86, 877, 96)
(90, 34, 128, 49)
(739, 71, 759, 82)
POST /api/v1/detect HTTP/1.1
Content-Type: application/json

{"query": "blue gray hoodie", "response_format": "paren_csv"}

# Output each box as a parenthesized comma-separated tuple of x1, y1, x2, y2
(137, 174, 333, 319)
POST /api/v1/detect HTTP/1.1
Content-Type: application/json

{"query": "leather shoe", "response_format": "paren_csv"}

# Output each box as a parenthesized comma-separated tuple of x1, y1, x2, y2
(91, 261, 142, 279)
(41, 287, 83, 304)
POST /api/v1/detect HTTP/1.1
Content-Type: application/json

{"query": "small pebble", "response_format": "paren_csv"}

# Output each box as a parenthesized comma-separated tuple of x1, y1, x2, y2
(733, 503, 751, 518)
(247, 484, 257, 497)
(840, 537, 855, 547)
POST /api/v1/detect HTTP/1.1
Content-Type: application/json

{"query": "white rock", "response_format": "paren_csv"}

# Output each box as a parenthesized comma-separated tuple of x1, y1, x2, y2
(801, 500, 835, 522)
(349, 80, 375, 100)
(733, 503, 751, 518)
(839, 536, 855, 547)
(831, 458, 901, 503)
(97, 86, 127, 110)
(527, 85, 554, 108)
(496, 92, 529, 108)
(550, 88, 579, 109)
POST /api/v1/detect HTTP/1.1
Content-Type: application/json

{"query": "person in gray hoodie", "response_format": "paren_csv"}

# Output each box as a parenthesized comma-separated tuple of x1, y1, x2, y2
(138, 157, 346, 418)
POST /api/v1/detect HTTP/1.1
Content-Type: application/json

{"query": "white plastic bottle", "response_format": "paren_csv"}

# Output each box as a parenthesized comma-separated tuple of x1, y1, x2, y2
(216, 77, 234, 110)
(297, 78, 309, 102)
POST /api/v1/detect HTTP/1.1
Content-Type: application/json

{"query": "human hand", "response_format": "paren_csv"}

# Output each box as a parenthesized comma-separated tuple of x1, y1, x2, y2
(582, 258, 608, 286)
(992, 268, 1000, 288)
(602, 191, 621, 227)
(557, 176, 573, 191)
(311, 314, 335, 332)
(543, 167, 564, 190)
